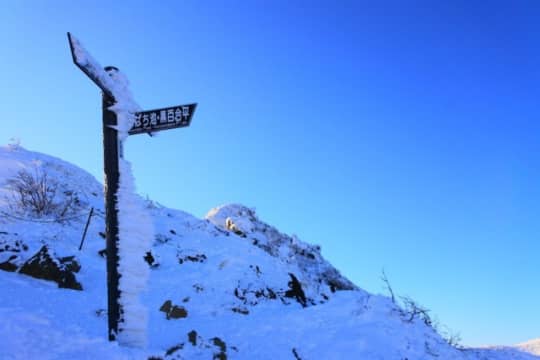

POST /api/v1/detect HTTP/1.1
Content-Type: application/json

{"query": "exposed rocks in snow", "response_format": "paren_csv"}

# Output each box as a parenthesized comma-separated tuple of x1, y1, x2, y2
(177, 252, 207, 265)
(284, 273, 308, 307)
(211, 337, 227, 360)
(165, 343, 183, 357)
(233, 284, 278, 306)
(0, 233, 28, 254)
(188, 330, 199, 346)
(144, 250, 159, 268)
(160, 300, 188, 320)
(18, 245, 82, 290)
(206, 204, 357, 307)
(160, 332, 234, 360)
(249, 264, 262, 277)
(231, 306, 249, 315)
(0, 233, 29, 272)
(155, 233, 172, 245)
(193, 284, 204, 293)
(225, 217, 246, 237)
(60, 255, 81, 273)
(0, 256, 18, 272)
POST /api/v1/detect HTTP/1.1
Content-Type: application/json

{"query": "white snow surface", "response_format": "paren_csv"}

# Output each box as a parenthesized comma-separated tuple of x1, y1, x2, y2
(0, 145, 537, 359)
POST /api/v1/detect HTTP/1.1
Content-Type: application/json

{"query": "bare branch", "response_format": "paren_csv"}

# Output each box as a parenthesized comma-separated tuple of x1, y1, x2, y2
(380, 269, 396, 304)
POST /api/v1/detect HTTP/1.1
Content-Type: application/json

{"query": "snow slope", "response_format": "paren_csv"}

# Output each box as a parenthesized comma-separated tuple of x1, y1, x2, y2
(0, 145, 537, 360)
(517, 339, 540, 356)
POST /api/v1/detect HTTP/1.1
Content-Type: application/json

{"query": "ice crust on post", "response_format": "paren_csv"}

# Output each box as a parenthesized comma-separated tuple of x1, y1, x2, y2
(69, 33, 139, 105)
(107, 68, 154, 348)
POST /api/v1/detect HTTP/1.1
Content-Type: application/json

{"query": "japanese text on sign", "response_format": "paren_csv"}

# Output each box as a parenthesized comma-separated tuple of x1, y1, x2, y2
(129, 103, 197, 136)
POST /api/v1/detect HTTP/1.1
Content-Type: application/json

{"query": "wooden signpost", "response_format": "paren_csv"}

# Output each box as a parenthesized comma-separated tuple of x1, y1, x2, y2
(67, 32, 197, 342)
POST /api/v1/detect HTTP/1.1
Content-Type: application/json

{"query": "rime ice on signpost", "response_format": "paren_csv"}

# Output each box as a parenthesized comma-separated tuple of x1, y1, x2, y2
(67, 32, 197, 346)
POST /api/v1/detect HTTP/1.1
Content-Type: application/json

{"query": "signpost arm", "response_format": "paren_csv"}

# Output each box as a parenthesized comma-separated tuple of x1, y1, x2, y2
(102, 92, 121, 341)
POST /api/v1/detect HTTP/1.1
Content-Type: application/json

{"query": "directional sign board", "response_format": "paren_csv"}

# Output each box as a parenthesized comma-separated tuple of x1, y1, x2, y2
(129, 103, 197, 135)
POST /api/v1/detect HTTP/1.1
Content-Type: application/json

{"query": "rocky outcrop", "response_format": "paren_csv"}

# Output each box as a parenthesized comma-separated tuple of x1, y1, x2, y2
(206, 204, 357, 307)
(158, 330, 235, 360)
(18, 246, 82, 290)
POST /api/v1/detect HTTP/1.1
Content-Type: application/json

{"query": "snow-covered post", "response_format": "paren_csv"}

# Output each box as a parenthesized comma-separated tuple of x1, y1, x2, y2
(67, 32, 196, 347)
(101, 73, 121, 341)
(67, 33, 152, 346)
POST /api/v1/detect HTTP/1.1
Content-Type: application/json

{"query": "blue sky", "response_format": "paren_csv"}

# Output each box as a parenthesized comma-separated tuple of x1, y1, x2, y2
(1, 0, 539, 346)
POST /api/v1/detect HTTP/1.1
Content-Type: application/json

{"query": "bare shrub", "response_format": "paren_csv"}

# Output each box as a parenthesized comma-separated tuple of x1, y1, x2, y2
(399, 295, 432, 327)
(5, 165, 82, 221)
(381, 269, 396, 304)
(380, 270, 462, 349)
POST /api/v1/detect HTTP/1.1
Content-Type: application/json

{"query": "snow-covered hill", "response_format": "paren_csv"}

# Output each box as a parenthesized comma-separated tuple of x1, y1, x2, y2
(0, 144, 537, 360)
(517, 339, 540, 356)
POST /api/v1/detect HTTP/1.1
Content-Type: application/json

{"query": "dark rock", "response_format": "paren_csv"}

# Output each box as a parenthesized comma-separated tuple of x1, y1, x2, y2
(160, 300, 188, 319)
(266, 287, 277, 299)
(160, 300, 172, 313)
(231, 307, 249, 315)
(165, 343, 183, 356)
(299, 249, 316, 260)
(325, 276, 355, 292)
(0, 255, 18, 272)
(169, 305, 188, 319)
(211, 337, 227, 360)
(144, 251, 159, 268)
(162, 333, 232, 359)
(0, 235, 29, 272)
(59, 256, 81, 273)
(233, 286, 278, 306)
(232, 229, 246, 238)
(19, 246, 82, 290)
(178, 253, 207, 265)
(284, 273, 307, 307)
(249, 264, 262, 276)
(188, 330, 198, 346)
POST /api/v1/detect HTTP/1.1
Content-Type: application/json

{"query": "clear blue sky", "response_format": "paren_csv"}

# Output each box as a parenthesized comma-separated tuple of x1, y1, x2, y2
(1, 0, 538, 346)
